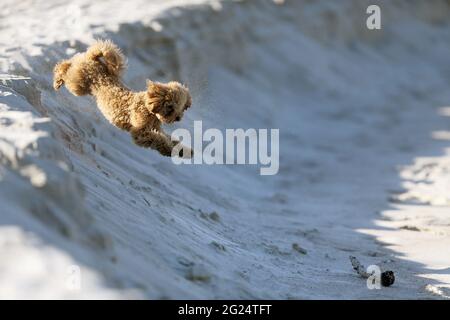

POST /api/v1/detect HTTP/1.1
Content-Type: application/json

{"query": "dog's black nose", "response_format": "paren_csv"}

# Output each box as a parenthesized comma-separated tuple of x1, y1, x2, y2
(175, 116, 181, 121)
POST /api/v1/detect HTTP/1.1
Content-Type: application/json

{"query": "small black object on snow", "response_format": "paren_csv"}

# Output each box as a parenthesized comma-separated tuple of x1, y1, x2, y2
(381, 270, 395, 287)
(349, 256, 395, 287)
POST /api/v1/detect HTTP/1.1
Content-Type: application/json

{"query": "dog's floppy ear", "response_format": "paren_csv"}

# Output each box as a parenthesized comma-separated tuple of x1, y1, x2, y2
(147, 80, 171, 114)
(53, 60, 71, 90)
(86, 40, 126, 77)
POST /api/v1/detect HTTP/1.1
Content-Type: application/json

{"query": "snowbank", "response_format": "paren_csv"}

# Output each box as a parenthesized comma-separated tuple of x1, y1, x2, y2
(1, 0, 450, 298)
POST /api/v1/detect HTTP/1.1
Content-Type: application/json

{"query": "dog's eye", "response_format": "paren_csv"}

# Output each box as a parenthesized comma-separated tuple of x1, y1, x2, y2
(165, 105, 174, 116)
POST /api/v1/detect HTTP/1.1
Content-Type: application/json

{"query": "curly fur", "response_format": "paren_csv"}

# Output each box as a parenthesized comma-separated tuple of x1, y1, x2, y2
(53, 40, 192, 157)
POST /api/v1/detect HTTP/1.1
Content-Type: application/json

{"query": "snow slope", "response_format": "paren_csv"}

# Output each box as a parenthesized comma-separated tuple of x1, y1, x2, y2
(1, 0, 450, 299)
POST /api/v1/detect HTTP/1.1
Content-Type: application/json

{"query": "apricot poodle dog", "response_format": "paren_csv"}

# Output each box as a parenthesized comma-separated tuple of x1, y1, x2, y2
(53, 40, 192, 157)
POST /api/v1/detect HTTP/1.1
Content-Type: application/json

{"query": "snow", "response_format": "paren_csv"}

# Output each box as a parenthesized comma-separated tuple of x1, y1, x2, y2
(1, 0, 450, 299)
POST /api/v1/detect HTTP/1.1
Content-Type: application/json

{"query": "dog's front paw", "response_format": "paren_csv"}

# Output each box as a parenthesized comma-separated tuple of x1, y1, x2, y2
(178, 145, 194, 159)
(171, 143, 193, 159)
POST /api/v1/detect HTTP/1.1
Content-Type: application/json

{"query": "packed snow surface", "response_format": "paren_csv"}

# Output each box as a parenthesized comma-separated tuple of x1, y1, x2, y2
(1, 0, 450, 299)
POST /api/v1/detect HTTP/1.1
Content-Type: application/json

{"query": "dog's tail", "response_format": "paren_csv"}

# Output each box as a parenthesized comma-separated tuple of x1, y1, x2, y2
(86, 40, 127, 77)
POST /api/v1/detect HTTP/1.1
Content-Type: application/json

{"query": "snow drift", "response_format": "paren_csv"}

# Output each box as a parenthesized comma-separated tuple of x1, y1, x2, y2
(1, 0, 450, 298)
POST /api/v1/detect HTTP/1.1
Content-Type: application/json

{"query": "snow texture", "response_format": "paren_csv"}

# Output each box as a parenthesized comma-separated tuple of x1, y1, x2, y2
(1, 0, 450, 299)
